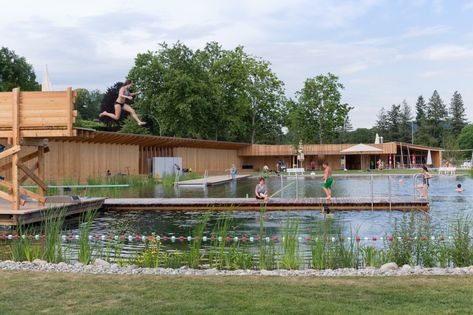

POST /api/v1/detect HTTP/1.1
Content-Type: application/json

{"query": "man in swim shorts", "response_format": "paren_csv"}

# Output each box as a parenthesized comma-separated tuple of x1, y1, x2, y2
(321, 161, 333, 201)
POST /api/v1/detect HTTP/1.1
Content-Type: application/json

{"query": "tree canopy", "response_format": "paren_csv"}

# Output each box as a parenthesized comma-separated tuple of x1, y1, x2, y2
(0, 47, 40, 91)
(288, 73, 351, 144)
(127, 42, 286, 143)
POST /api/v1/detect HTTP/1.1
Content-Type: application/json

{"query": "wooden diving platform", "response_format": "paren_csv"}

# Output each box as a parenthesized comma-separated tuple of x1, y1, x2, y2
(0, 197, 105, 225)
(176, 174, 251, 187)
(103, 197, 429, 212)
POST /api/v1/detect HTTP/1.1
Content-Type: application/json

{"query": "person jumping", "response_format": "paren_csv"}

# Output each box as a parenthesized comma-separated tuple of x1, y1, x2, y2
(99, 79, 146, 126)
(321, 161, 334, 201)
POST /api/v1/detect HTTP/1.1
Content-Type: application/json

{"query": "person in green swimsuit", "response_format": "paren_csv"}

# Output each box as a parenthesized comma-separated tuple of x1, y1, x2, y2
(321, 161, 333, 201)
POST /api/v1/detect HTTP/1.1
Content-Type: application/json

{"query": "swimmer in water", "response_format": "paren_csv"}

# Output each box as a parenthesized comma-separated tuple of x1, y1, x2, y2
(456, 183, 464, 193)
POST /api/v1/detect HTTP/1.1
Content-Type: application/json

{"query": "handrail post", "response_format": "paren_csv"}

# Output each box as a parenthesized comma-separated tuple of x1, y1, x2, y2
(388, 175, 392, 211)
(413, 174, 418, 200)
(370, 174, 374, 211)
(280, 174, 283, 198)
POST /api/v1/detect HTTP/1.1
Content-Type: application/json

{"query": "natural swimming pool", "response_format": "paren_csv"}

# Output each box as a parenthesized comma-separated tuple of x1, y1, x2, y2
(72, 175, 473, 252)
(1, 174, 472, 265)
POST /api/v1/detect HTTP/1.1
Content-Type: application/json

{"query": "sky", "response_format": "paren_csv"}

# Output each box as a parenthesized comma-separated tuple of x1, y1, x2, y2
(1, 0, 472, 128)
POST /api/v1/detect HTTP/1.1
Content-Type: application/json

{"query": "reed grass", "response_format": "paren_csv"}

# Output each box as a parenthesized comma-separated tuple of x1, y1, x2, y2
(281, 218, 301, 270)
(10, 224, 41, 262)
(42, 208, 66, 263)
(77, 209, 97, 264)
(187, 214, 209, 269)
(450, 216, 473, 267)
(258, 208, 276, 270)
(207, 214, 231, 269)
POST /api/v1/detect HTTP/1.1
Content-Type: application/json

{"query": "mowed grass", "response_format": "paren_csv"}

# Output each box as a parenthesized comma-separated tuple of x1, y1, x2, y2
(0, 271, 472, 315)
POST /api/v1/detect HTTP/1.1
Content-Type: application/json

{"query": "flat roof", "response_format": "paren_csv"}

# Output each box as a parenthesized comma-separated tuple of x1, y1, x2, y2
(47, 128, 443, 153)
(67, 128, 249, 150)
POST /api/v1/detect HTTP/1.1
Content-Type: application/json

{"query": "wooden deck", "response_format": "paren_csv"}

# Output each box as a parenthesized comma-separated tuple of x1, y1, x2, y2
(0, 197, 105, 225)
(176, 174, 251, 186)
(103, 197, 429, 212)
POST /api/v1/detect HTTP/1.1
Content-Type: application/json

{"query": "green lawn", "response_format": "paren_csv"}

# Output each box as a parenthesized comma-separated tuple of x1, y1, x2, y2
(0, 271, 472, 314)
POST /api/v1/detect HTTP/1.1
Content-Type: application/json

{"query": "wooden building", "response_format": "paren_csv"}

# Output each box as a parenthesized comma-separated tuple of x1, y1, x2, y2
(2, 128, 442, 184)
(1, 89, 443, 187)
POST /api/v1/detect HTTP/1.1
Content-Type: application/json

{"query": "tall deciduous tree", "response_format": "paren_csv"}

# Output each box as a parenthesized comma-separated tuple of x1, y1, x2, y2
(0, 47, 40, 91)
(128, 42, 286, 143)
(289, 73, 351, 144)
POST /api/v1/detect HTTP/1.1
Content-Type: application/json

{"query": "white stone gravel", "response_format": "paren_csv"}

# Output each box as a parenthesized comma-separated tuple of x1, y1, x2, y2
(1, 260, 473, 276)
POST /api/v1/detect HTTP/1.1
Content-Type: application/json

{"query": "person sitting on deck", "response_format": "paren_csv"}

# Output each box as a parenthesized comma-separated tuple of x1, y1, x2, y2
(255, 177, 269, 202)
(456, 183, 464, 193)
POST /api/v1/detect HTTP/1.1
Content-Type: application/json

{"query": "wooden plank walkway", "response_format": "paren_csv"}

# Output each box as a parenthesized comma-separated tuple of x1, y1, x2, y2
(103, 197, 429, 212)
(176, 174, 251, 186)
(0, 197, 105, 225)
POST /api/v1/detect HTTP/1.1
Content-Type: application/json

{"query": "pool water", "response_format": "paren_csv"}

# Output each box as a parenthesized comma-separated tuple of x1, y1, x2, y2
(80, 175, 473, 250)
(2, 174, 471, 261)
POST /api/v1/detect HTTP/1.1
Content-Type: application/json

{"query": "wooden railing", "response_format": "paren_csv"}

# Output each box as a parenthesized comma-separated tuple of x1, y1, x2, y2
(0, 88, 77, 138)
(0, 87, 77, 210)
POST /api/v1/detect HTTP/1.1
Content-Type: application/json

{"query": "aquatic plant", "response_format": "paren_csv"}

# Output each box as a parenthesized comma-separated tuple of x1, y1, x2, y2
(10, 224, 41, 262)
(187, 214, 209, 269)
(281, 218, 301, 270)
(208, 214, 232, 269)
(449, 216, 473, 267)
(42, 208, 66, 263)
(258, 208, 276, 270)
(77, 209, 97, 264)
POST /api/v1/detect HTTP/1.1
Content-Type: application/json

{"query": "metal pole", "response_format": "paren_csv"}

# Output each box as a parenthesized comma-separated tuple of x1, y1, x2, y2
(295, 171, 299, 199)
(280, 174, 283, 198)
(370, 174, 374, 211)
(388, 175, 392, 211)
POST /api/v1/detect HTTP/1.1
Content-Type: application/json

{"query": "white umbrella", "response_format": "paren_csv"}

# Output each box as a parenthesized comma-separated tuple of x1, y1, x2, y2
(426, 150, 432, 166)
(42, 64, 52, 91)
(374, 133, 380, 144)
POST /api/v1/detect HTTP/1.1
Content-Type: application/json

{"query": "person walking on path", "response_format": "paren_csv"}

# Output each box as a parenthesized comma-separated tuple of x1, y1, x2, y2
(321, 161, 334, 201)
(255, 177, 269, 202)
(99, 79, 146, 126)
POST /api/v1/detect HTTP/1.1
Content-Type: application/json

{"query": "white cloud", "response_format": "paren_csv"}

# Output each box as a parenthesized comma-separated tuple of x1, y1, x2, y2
(463, 1, 473, 10)
(402, 25, 450, 38)
(423, 44, 473, 60)
(1, 0, 472, 128)
(339, 62, 369, 75)
(419, 70, 444, 78)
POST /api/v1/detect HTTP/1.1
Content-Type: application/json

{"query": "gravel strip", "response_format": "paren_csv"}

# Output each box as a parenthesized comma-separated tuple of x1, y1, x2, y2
(1, 260, 473, 276)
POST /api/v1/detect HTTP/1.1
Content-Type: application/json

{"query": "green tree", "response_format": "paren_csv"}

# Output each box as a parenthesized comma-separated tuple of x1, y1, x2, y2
(75, 88, 104, 120)
(449, 91, 467, 137)
(345, 128, 376, 144)
(246, 56, 286, 144)
(128, 41, 286, 142)
(375, 107, 389, 139)
(399, 100, 413, 143)
(415, 95, 426, 123)
(128, 42, 213, 138)
(289, 73, 351, 144)
(0, 47, 40, 91)
(425, 90, 448, 146)
(457, 124, 473, 151)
